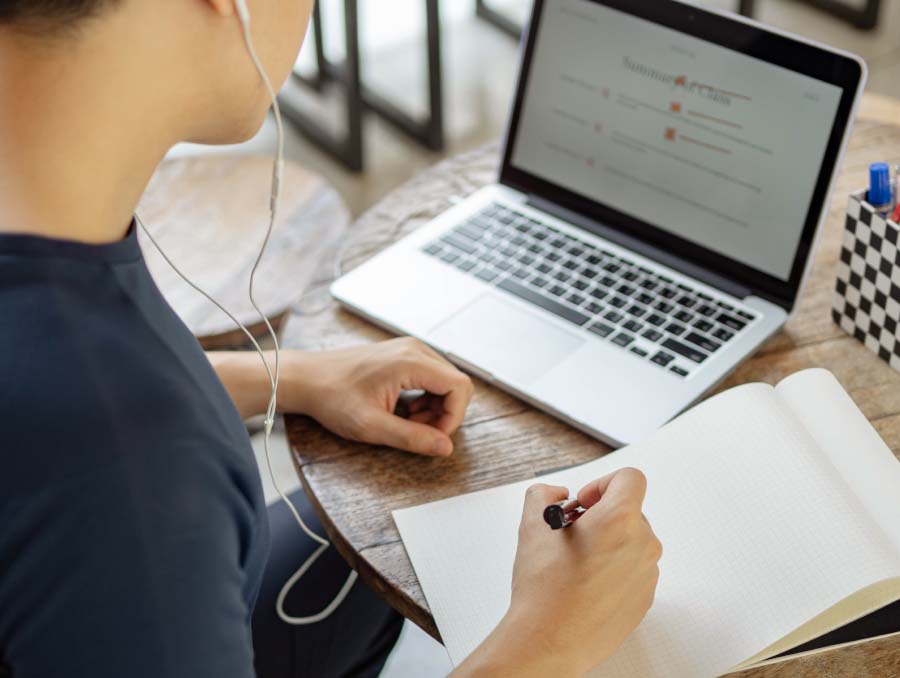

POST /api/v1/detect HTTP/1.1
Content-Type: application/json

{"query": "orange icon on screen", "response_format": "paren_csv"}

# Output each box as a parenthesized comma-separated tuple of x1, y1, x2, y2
(664, 127, 676, 141)
(670, 101, 682, 113)
(675, 75, 687, 87)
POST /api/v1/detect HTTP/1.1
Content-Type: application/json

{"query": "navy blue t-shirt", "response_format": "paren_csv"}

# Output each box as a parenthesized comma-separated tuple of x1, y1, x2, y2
(0, 227, 269, 677)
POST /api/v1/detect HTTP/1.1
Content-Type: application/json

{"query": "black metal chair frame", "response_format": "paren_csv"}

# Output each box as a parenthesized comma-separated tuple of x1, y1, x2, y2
(278, 0, 444, 172)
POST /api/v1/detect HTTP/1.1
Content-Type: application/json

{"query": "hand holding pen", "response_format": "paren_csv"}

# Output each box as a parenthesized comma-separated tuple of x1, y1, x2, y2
(455, 468, 662, 677)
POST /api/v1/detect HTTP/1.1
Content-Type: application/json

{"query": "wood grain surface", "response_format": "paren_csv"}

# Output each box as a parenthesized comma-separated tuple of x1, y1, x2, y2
(138, 154, 350, 347)
(282, 101, 900, 674)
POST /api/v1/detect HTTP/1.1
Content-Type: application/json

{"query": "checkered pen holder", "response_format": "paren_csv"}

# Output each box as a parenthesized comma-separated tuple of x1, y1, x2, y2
(832, 190, 900, 371)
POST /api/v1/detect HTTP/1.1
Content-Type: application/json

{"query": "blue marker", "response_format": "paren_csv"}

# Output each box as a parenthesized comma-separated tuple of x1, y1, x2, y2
(869, 163, 892, 218)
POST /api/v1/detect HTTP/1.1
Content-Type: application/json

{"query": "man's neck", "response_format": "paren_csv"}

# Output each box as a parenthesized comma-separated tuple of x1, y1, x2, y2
(0, 29, 177, 245)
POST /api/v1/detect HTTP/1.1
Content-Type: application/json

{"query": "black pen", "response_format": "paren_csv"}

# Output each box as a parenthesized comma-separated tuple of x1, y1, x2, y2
(543, 499, 585, 530)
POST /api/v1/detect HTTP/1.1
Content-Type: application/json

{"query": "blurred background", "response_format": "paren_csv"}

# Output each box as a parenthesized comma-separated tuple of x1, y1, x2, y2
(167, 1, 900, 674)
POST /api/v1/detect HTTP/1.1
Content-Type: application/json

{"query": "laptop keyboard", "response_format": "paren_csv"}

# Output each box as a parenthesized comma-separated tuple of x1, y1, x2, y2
(421, 203, 758, 379)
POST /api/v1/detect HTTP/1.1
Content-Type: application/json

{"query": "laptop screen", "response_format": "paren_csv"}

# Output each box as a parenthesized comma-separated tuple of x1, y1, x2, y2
(502, 0, 864, 306)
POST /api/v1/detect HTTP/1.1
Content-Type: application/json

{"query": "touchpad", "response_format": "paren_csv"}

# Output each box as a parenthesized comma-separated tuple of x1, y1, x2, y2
(429, 294, 584, 386)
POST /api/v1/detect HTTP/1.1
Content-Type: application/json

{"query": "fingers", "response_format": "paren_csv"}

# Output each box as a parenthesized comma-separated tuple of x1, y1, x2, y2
(575, 472, 617, 510)
(520, 483, 570, 530)
(403, 358, 474, 436)
(577, 468, 647, 513)
(365, 409, 455, 456)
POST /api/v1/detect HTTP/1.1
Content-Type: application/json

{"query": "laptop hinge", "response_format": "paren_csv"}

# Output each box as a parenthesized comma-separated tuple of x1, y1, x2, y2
(526, 195, 754, 302)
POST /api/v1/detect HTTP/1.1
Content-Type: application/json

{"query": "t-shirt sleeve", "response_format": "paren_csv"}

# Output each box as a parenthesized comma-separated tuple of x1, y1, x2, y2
(0, 450, 258, 678)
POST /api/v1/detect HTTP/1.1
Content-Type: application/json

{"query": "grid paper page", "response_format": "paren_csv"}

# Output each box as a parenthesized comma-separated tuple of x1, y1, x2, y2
(394, 381, 900, 677)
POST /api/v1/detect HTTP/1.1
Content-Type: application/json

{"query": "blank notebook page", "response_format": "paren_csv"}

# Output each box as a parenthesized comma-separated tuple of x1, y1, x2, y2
(394, 382, 900, 678)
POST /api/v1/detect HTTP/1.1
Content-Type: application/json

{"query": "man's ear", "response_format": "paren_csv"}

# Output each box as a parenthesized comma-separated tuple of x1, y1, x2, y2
(203, 0, 237, 18)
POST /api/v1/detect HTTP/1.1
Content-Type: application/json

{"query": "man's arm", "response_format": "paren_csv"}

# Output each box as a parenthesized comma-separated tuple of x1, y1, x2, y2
(208, 338, 474, 457)
(454, 470, 662, 677)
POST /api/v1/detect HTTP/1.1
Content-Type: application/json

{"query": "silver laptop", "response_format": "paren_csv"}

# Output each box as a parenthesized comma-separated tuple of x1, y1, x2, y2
(332, 0, 866, 446)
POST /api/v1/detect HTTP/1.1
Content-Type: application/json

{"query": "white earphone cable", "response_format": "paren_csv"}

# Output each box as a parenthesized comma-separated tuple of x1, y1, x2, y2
(139, 1, 356, 627)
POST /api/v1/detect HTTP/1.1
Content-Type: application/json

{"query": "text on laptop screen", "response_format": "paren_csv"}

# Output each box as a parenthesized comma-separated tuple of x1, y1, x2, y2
(510, 1, 844, 281)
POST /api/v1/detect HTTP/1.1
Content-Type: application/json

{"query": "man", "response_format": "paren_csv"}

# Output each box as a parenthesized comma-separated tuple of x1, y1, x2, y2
(0, 1, 662, 676)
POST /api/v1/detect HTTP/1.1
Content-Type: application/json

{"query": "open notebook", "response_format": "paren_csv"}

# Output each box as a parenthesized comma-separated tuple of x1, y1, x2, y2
(393, 369, 900, 677)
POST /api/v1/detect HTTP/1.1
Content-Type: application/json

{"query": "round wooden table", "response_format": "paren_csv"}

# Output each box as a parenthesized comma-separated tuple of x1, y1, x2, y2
(138, 154, 350, 349)
(283, 96, 900, 677)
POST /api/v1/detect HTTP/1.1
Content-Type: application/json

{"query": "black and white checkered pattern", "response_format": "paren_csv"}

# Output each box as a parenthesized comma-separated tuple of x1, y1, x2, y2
(832, 190, 900, 371)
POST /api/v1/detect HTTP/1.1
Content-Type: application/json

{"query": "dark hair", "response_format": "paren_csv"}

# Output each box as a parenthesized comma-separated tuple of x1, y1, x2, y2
(0, 0, 119, 32)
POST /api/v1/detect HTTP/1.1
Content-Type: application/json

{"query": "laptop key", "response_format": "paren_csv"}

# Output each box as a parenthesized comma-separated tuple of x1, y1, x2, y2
(582, 267, 599, 279)
(610, 296, 627, 309)
(662, 338, 708, 363)
(549, 285, 567, 297)
(612, 333, 634, 348)
(586, 302, 604, 314)
(697, 304, 717, 317)
(626, 305, 646, 318)
(554, 271, 571, 283)
(588, 322, 614, 338)
(738, 310, 756, 321)
(456, 224, 485, 241)
(666, 322, 686, 336)
(630, 346, 649, 358)
(694, 319, 715, 333)
(457, 260, 477, 272)
(655, 301, 674, 314)
(567, 293, 586, 306)
(647, 314, 666, 327)
(651, 351, 675, 367)
(498, 279, 590, 327)
(599, 275, 617, 288)
(547, 252, 562, 263)
(475, 268, 497, 282)
(713, 327, 734, 342)
(442, 235, 477, 255)
(531, 276, 549, 288)
(670, 365, 689, 377)
(424, 244, 442, 256)
(573, 280, 589, 291)
(623, 320, 643, 333)
(441, 252, 460, 264)
(513, 267, 530, 279)
(685, 332, 722, 353)
(537, 263, 553, 274)
(676, 295, 697, 308)
(716, 313, 746, 331)
(590, 288, 608, 301)
(642, 328, 663, 342)
(674, 310, 693, 323)
(605, 310, 624, 324)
